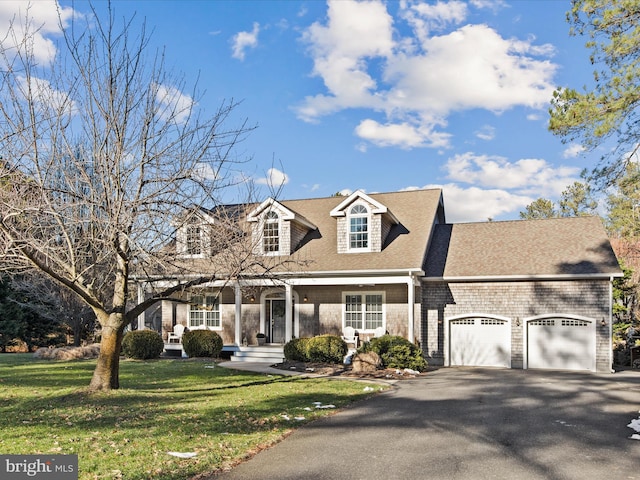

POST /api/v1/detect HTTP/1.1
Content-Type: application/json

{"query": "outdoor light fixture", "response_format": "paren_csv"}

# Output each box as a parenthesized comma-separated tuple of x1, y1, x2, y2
(601, 318, 606, 327)
(303, 295, 308, 302)
(250, 295, 255, 302)
(515, 318, 520, 327)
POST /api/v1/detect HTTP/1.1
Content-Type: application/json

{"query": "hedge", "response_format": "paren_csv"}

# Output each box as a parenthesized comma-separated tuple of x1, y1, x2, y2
(306, 335, 347, 363)
(122, 330, 164, 360)
(358, 334, 427, 371)
(182, 329, 223, 358)
(284, 337, 310, 362)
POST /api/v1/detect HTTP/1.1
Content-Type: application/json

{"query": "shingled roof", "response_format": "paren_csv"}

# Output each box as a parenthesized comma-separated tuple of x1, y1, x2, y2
(277, 188, 444, 274)
(424, 216, 621, 279)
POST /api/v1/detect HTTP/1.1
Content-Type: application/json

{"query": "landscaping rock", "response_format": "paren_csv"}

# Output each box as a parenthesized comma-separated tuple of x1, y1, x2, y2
(352, 351, 382, 373)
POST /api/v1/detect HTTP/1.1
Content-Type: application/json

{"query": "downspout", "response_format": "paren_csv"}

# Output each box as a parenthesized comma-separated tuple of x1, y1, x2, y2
(234, 283, 242, 346)
(407, 275, 415, 343)
(609, 276, 614, 372)
(285, 284, 293, 342)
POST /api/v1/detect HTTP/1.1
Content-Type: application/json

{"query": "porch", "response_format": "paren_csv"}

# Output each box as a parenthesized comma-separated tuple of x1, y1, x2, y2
(163, 342, 284, 364)
(144, 274, 421, 362)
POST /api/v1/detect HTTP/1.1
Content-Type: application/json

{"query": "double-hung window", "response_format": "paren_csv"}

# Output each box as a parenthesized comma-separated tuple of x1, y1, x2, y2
(263, 211, 279, 254)
(189, 294, 220, 329)
(344, 292, 384, 331)
(349, 204, 368, 250)
(185, 225, 203, 255)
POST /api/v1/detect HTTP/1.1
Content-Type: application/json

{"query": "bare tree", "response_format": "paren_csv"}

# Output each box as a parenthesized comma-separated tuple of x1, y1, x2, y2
(0, 4, 262, 390)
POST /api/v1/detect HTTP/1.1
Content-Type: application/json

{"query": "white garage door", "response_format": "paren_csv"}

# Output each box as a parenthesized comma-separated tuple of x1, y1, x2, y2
(527, 317, 595, 371)
(450, 317, 511, 368)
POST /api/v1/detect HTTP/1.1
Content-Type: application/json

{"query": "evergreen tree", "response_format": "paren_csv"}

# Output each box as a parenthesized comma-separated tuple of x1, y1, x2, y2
(0, 277, 65, 352)
(519, 198, 556, 219)
(549, 0, 640, 186)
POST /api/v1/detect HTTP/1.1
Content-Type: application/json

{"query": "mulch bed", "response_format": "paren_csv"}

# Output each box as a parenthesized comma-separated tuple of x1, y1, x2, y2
(271, 360, 427, 380)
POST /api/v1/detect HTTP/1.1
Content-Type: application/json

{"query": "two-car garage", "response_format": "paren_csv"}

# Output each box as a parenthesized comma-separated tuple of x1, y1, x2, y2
(424, 217, 621, 374)
(448, 314, 597, 372)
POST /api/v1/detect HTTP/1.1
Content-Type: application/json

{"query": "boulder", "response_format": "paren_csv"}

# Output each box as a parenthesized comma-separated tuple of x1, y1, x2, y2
(352, 351, 382, 373)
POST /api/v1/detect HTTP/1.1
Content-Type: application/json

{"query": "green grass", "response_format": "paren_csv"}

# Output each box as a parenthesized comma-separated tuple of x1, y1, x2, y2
(0, 354, 385, 480)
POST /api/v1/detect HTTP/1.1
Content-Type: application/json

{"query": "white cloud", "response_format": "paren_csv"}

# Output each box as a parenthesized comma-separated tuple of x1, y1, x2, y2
(424, 183, 533, 223)
(0, 1, 75, 64)
(296, 1, 558, 151)
(470, 0, 508, 9)
(155, 83, 195, 124)
(256, 168, 289, 189)
(400, 0, 468, 42)
(443, 152, 579, 196)
(231, 22, 260, 61)
(384, 24, 557, 116)
(355, 119, 450, 149)
(301, 182, 321, 192)
(18, 75, 76, 117)
(193, 163, 218, 181)
(628, 146, 640, 164)
(475, 125, 496, 141)
(296, 0, 393, 122)
(562, 143, 586, 158)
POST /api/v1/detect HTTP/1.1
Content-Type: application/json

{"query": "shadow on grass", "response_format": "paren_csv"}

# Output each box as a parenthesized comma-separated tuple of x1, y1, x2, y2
(0, 354, 377, 451)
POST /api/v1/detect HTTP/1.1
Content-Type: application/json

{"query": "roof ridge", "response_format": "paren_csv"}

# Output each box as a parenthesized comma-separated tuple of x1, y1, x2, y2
(281, 187, 442, 203)
(446, 215, 601, 226)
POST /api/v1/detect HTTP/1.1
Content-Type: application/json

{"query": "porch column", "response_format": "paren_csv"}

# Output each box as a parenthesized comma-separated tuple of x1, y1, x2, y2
(137, 282, 145, 330)
(285, 283, 293, 343)
(234, 283, 242, 346)
(407, 277, 415, 343)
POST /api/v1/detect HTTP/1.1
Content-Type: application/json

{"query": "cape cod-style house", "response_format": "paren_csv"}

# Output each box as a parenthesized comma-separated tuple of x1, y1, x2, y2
(137, 188, 621, 372)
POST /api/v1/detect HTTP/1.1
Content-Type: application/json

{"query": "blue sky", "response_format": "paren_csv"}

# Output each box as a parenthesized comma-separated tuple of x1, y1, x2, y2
(1, 1, 601, 222)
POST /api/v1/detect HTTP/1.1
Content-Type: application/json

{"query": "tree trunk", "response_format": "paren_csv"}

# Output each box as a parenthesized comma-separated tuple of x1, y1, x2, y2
(88, 321, 124, 391)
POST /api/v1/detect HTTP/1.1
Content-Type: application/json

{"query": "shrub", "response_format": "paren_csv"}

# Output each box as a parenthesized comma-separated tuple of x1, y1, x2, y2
(182, 329, 223, 358)
(306, 335, 347, 363)
(33, 344, 101, 360)
(284, 337, 310, 362)
(358, 335, 427, 371)
(122, 330, 164, 360)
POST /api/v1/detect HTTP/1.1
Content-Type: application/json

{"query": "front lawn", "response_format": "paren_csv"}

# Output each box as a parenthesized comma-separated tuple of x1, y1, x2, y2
(0, 354, 384, 479)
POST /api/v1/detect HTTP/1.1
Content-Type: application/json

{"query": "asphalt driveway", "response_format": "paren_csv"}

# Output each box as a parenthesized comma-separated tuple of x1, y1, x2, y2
(215, 368, 640, 480)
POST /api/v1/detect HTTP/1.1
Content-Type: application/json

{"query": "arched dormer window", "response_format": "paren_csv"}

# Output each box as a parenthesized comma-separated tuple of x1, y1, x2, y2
(349, 204, 369, 250)
(263, 211, 279, 253)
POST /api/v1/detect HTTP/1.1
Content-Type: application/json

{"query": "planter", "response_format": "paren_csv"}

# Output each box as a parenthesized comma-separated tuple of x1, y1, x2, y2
(257, 336, 266, 346)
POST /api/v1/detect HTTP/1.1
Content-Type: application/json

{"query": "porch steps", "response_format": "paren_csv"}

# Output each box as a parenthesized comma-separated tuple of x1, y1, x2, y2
(229, 345, 285, 364)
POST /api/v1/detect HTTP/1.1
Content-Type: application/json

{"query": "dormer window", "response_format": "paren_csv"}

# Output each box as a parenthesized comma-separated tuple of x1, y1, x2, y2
(331, 191, 400, 254)
(247, 197, 317, 256)
(263, 211, 280, 254)
(186, 225, 203, 255)
(349, 204, 369, 250)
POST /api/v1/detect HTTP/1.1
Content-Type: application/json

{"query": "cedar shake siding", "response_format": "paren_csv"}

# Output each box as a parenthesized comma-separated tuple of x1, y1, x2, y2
(423, 217, 620, 372)
(140, 188, 621, 372)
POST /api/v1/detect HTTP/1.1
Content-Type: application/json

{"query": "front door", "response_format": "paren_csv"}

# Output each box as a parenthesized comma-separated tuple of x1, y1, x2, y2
(268, 299, 286, 344)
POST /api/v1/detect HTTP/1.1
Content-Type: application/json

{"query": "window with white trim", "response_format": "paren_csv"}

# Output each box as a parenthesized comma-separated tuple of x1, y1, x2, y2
(344, 292, 384, 331)
(189, 294, 220, 329)
(263, 211, 280, 254)
(185, 225, 203, 255)
(348, 204, 369, 250)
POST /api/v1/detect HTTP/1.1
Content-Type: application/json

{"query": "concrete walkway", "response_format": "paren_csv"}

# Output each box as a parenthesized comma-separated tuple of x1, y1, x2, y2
(212, 367, 640, 480)
(217, 361, 308, 376)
